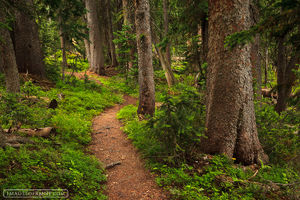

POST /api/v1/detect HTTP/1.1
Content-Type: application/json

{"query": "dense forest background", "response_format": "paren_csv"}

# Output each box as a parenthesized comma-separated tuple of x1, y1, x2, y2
(0, 0, 299, 199)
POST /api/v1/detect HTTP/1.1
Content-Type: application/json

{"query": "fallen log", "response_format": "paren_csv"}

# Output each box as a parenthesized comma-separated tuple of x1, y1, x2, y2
(0, 133, 35, 148)
(4, 127, 55, 137)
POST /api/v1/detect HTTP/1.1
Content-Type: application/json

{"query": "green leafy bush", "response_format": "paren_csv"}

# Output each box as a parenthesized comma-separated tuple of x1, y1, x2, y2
(256, 102, 300, 166)
(148, 86, 205, 164)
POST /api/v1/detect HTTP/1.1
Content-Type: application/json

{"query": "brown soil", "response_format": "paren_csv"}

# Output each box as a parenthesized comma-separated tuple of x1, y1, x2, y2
(75, 72, 168, 200)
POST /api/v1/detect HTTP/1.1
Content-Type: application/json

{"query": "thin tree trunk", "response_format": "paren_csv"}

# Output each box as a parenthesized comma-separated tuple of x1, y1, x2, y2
(84, 37, 91, 63)
(0, 10, 20, 93)
(264, 47, 268, 85)
(154, 46, 176, 87)
(14, 0, 45, 77)
(161, 0, 176, 87)
(135, 0, 155, 117)
(275, 37, 287, 113)
(122, 0, 136, 69)
(203, 0, 268, 165)
(163, 0, 171, 65)
(86, 0, 105, 75)
(105, 0, 118, 67)
(59, 16, 67, 81)
(250, 0, 262, 100)
(275, 36, 299, 113)
(153, 31, 176, 87)
(201, 13, 208, 64)
(83, 15, 91, 63)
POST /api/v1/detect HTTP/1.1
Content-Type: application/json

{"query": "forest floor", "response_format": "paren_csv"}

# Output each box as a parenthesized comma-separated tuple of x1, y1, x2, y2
(75, 72, 168, 200)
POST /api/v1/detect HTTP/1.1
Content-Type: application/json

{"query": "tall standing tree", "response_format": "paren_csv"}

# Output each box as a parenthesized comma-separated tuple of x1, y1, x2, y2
(14, 0, 46, 77)
(85, 0, 105, 75)
(250, 0, 262, 100)
(122, 0, 136, 69)
(203, 0, 268, 165)
(104, 0, 118, 67)
(152, 0, 176, 87)
(135, 0, 155, 117)
(0, 7, 20, 93)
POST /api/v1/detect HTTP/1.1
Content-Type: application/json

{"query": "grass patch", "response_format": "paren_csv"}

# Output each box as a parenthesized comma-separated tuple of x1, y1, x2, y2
(0, 76, 122, 199)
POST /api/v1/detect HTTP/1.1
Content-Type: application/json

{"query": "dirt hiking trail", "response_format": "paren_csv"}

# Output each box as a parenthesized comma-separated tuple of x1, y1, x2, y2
(75, 72, 168, 200)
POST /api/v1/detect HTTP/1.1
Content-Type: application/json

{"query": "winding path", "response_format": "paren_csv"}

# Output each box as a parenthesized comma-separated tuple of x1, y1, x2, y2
(75, 72, 168, 200)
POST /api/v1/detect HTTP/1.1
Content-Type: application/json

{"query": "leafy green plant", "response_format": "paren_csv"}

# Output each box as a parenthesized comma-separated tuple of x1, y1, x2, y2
(113, 24, 137, 82)
(0, 92, 32, 128)
(147, 85, 206, 164)
(256, 102, 300, 166)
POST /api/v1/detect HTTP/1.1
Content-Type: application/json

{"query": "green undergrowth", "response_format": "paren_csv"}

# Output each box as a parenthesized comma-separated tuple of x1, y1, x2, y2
(91, 74, 139, 98)
(0, 76, 122, 199)
(117, 85, 300, 200)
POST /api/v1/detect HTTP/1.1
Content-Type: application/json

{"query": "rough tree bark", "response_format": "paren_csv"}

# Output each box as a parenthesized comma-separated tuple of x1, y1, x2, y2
(0, 9, 20, 93)
(86, 0, 105, 75)
(135, 0, 155, 117)
(14, 0, 45, 77)
(203, 0, 268, 165)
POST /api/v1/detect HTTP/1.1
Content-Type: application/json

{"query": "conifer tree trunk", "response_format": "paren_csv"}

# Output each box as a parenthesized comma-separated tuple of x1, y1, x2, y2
(250, 0, 262, 100)
(162, 0, 176, 87)
(122, 0, 136, 69)
(0, 10, 20, 93)
(84, 37, 91, 63)
(14, 0, 45, 77)
(59, 25, 67, 81)
(203, 0, 268, 165)
(86, 0, 105, 75)
(105, 0, 118, 67)
(264, 48, 268, 85)
(275, 36, 299, 114)
(135, 0, 155, 117)
(200, 13, 208, 64)
(83, 15, 91, 64)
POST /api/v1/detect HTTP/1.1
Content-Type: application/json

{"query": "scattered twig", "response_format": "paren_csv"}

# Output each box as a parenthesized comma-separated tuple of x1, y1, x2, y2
(105, 161, 121, 169)
(248, 169, 259, 180)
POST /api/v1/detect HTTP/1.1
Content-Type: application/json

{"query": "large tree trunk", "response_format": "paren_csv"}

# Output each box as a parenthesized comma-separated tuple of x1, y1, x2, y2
(0, 10, 20, 93)
(250, 0, 262, 100)
(275, 36, 299, 113)
(135, 0, 155, 117)
(14, 0, 45, 77)
(203, 0, 268, 165)
(122, 0, 136, 69)
(86, 0, 105, 75)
